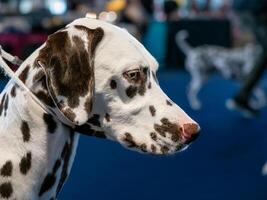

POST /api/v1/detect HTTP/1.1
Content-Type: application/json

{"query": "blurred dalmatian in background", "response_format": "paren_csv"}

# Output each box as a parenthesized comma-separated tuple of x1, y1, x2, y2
(176, 30, 266, 111)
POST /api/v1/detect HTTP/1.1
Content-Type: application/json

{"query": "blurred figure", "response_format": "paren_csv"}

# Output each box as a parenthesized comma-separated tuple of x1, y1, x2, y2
(163, 0, 179, 21)
(119, 0, 152, 39)
(227, 0, 267, 117)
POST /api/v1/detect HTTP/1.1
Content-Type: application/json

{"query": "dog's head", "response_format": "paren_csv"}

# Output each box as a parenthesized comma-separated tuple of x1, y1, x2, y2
(34, 18, 200, 155)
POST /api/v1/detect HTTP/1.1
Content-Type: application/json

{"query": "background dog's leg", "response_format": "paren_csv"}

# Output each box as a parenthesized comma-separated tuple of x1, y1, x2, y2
(262, 162, 267, 176)
(249, 87, 267, 109)
(188, 75, 204, 110)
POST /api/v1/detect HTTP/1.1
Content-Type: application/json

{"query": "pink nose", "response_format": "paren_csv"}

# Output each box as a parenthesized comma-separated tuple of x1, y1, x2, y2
(182, 123, 200, 144)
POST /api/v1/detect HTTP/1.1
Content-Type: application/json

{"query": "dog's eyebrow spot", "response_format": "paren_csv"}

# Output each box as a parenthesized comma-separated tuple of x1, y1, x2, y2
(126, 86, 138, 98)
(110, 80, 117, 89)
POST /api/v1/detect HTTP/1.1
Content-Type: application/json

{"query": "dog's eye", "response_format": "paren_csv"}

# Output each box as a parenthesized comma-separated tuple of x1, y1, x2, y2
(123, 69, 141, 83)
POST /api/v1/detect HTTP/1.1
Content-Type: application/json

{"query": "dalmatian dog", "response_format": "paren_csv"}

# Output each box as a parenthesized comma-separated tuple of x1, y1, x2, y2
(0, 18, 200, 200)
(176, 30, 265, 110)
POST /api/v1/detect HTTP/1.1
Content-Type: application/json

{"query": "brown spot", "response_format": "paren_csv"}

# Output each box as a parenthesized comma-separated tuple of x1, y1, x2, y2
(161, 146, 169, 154)
(148, 82, 152, 89)
(62, 108, 76, 122)
(166, 100, 173, 106)
(151, 144, 157, 153)
(43, 113, 57, 134)
(87, 114, 101, 127)
(4, 94, 9, 116)
(110, 80, 117, 89)
(10, 85, 17, 97)
(154, 118, 182, 141)
(0, 182, 13, 198)
(21, 121, 30, 142)
(84, 97, 93, 115)
(150, 132, 157, 141)
(149, 105, 156, 117)
(35, 91, 54, 107)
(140, 143, 147, 152)
(105, 113, 110, 122)
(39, 174, 56, 196)
(33, 70, 45, 83)
(74, 124, 106, 138)
(56, 130, 75, 195)
(52, 159, 61, 173)
(19, 152, 32, 175)
(126, 86, 138, 98)
(0, 161, 12, 177)
(19, 65, 30, 83)
(39, 159, 61, 196)
(124, 133, 137, 148)
(0, 93, 6, 116)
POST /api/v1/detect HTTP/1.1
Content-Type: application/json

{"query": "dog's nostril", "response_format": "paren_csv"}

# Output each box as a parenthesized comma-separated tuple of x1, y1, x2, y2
(182, 123, 200, 143)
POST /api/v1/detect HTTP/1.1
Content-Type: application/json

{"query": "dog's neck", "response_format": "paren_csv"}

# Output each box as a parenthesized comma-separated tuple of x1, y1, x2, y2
(0, 52, 79, 199)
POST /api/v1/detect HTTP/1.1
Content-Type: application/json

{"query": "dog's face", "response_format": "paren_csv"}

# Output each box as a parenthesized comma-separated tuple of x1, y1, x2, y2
(34, 18, 200, 155)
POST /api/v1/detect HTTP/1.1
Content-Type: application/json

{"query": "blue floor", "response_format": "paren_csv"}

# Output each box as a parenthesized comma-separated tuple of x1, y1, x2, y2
(1, 70, 267, 200)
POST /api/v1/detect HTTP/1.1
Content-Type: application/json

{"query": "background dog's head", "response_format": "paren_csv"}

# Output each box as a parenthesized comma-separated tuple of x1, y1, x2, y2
(33, 18, 200, 155)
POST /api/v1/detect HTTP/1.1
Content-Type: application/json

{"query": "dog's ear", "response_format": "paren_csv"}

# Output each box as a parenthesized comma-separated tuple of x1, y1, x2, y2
(35, 26, 104, 125)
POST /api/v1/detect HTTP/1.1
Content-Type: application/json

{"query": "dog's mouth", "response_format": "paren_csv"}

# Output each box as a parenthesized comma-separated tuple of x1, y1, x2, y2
(119, 134, 194, 155)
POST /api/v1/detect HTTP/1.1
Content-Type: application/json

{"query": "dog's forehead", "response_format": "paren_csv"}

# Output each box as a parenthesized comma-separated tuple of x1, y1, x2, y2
(67, 18, 158, 71)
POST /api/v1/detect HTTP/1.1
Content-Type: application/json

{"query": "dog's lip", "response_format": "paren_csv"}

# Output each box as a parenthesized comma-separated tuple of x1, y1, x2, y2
(176, 144, 189, 152)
